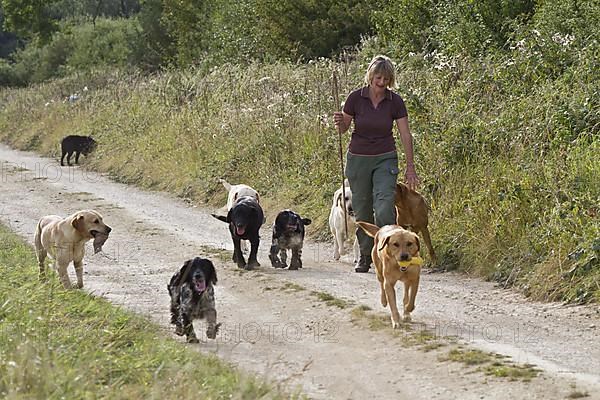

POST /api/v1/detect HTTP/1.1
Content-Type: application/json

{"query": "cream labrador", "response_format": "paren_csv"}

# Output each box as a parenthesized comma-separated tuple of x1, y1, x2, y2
(219, 178, 260, 210)
(328, 180, 359, 262)
(34, 210, 111, 289)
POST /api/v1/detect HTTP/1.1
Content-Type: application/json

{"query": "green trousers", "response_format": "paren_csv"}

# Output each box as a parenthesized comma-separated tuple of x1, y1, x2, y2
(345, 151, 399, 257)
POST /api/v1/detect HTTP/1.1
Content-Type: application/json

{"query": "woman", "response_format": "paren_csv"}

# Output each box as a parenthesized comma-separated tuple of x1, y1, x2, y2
(333, 55, 420, 273)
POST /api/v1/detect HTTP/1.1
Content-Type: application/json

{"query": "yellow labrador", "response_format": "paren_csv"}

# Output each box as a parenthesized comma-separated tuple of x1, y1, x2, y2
(356, 221, 422, 328)
(34, 210, 111, 289)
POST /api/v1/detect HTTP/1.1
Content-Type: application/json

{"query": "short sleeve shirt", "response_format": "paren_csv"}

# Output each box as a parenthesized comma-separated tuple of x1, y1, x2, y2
(343, 87, 408, 155)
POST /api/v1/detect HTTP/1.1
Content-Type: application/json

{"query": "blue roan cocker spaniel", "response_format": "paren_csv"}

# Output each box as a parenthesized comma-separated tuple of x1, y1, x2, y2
(168, 257, 220, 343)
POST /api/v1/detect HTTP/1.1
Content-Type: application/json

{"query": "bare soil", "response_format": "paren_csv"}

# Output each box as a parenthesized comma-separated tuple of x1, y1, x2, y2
(1, 144, 599, 400)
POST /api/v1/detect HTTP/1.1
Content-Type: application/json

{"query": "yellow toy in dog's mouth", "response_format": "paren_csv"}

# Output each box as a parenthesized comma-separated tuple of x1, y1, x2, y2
(397, 256, 424, 269)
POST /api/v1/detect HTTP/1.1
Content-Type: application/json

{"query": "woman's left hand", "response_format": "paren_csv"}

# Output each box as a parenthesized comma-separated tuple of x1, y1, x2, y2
(405, 165, 420, 191)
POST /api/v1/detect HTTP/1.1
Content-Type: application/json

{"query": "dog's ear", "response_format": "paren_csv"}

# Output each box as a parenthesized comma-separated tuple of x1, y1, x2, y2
(356, 221, 379, 238)
(413, 234, 420, 253)
(335, 191, 343, 208)
(301, 218, 312, 226)
(202, 259, 218, 285)
(71, 213, 87, 236)
(211, 213, 229, 223)
(171, 259, 194, 287)
(256, 193, 260, 204)
(378, 235, 391, 252)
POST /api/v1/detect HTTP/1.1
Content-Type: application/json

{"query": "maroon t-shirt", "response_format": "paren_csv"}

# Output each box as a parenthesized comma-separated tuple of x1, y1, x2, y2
(343, 87, 408, 155)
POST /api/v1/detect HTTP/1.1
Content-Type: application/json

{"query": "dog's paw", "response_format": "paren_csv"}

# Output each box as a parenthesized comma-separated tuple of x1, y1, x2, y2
(392, 320, 400, 329)
(206, 322, 222, 339)
(381, 294, 388, 308)
(246, 260, 260, 270)
(289, 259, 302, 270)
(186, 336, 200, 344)
(236, 262, 247, 269)
(333, 251, 340, 260)
(402, 313, 412, 323)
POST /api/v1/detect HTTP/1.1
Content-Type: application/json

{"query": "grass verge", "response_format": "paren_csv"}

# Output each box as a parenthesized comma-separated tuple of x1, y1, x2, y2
(0, 224, 294, 399)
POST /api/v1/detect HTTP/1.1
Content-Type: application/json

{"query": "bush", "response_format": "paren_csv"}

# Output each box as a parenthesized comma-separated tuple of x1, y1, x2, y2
(66, 18, 141, 70)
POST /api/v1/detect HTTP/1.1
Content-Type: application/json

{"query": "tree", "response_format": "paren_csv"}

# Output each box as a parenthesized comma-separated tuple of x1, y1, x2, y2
(1, 0, 60, 43)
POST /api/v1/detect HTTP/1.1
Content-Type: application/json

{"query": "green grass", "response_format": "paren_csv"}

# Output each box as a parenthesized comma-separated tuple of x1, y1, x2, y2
(310, 291, 353, 309)
(0, 224, 294, 399)
(0, 50, 598, 304)
(439, 348, 541, 382)
(281, 282, 306, 292)
(350, 307, 538, 380)
(350, 306, 445, 349)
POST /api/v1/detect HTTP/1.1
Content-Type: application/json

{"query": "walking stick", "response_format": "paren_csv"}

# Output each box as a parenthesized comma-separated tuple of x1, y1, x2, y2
(332, 70, 348, 238)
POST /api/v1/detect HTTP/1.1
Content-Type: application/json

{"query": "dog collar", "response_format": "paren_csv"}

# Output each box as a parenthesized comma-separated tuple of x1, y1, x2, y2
(397, 256, 424, 270)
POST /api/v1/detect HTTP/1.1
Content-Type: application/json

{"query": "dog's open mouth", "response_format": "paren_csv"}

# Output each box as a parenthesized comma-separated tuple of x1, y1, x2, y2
(193, 278, 206, 293)
(91, 230, 110, 254)
(235, 226, 246, 236)
(286, 223, 298, 231)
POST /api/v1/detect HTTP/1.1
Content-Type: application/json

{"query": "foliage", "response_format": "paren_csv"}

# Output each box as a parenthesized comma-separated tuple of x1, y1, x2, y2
(49, 0, 140, 19)
(134, 0, 175, 70)
(4, 18, 140, 85)
(159, 0, 213, 67)
(1, 0, 60, 43)
(65, 18, 141, 70)
(251, 0, 374, 60)
(371, 0, 437, 55)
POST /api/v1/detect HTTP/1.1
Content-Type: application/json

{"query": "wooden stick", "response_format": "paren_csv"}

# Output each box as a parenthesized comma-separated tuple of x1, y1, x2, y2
(332, 70, 348, 238)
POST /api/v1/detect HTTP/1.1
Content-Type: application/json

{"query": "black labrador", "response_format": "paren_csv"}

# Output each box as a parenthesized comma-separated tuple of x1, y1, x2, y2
(211, 196, 264, 270)
(269, 209, 311, 270)
(61, 135, 97, 166)
(168, 257, 220, 343)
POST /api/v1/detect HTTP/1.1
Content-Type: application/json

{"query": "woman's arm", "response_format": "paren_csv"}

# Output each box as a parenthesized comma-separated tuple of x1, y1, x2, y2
(396, 116, 420, 190)
(333, 111, 353, 134)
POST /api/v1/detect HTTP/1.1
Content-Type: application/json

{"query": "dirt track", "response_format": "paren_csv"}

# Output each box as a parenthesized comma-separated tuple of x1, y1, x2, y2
(1, 144, 599, 399)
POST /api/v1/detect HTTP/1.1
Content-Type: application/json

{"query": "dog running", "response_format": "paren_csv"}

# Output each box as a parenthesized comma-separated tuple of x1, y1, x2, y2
(356, 221, 423, 328)
(168, 257, 220, 343)
(269, 209, 311, 270)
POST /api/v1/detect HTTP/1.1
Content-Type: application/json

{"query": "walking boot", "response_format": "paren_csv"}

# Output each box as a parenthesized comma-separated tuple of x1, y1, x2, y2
(354, 254, 372, 273)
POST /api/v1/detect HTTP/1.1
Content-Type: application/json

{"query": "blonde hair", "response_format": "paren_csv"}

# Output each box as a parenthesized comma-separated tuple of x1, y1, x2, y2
(364, 55, 396, 89)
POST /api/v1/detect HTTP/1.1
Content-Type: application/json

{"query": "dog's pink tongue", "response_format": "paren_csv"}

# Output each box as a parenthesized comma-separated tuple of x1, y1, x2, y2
(195, 281, 206, 292)
(236, 226, 245, 235)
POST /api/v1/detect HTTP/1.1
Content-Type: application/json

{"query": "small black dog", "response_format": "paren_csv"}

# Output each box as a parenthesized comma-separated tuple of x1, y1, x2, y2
(61, 135, 97, 166)
(269, 209, 311, 270)
(211, 195, 264, 270)
(168, 257, 220, 343)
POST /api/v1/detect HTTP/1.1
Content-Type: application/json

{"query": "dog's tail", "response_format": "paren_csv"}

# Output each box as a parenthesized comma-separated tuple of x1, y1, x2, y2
(211, 213, 228, 223)
(34, 219, 45, 263)
(356, 221, 379, 238)
(218, 178, 231, 191)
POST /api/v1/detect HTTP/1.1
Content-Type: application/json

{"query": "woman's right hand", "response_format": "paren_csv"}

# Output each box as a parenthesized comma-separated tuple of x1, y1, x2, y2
(333, 111, 343, 127)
